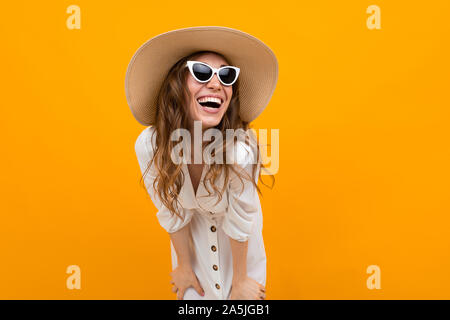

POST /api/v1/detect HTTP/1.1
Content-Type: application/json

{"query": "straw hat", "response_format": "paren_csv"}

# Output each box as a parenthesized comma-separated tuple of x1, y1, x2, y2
(125, 26, 278, 126)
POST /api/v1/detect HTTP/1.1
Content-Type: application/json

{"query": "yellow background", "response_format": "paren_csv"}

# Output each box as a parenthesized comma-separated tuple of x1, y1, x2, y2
(1, 1, 449, 299)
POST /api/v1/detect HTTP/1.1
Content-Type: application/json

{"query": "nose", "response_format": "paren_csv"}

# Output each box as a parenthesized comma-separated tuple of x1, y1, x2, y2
(206, 73, 221, 89)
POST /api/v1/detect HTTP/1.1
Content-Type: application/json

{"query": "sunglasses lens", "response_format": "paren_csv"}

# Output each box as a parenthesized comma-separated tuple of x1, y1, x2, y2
(192, 63, 213, 81)
(219, 67, 237, 85)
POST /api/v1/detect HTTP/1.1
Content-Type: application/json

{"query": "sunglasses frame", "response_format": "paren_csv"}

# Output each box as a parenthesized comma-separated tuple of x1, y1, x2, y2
(186, 60, 240, 86)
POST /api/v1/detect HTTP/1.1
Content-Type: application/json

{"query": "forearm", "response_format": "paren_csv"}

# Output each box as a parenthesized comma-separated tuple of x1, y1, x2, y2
(228, 236, 248, 284)
(169, 223, 193, 268)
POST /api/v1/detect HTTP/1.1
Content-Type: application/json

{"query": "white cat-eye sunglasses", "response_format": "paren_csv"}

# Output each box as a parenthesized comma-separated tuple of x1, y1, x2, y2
(186, 60, 240, 86)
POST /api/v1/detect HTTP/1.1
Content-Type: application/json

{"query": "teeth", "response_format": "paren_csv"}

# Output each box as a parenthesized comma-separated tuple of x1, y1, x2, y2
(197, 96, 222, 104)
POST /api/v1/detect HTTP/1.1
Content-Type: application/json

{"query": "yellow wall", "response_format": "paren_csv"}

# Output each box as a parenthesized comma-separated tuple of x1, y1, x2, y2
(1, 1, 449, 299)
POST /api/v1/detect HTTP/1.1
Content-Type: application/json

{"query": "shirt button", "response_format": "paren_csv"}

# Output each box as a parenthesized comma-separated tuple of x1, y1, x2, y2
(210, 225, 216, 232)
(211, 245, 217, 252)
(215, 283, 220, 289)
(213, 264, 218, 271)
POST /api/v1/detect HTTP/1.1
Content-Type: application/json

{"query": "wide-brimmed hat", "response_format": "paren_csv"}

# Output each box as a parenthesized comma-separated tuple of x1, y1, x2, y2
(125, 26, 278, 126)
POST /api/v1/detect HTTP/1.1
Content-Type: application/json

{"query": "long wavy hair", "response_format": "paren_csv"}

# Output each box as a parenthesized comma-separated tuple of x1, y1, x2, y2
(139, 50, 274, 220)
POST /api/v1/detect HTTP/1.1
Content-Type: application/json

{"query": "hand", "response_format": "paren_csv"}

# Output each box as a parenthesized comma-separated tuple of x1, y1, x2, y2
(230, 276, 266, 300)
(170, 264, 205, 300)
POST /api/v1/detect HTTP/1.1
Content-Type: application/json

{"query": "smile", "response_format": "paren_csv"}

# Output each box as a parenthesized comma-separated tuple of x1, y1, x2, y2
(196, 97, 223, 114)
(196, 96, 223, 109)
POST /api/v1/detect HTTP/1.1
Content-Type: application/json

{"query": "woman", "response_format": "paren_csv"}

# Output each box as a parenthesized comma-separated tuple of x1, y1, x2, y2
(125, 26, 278, 300)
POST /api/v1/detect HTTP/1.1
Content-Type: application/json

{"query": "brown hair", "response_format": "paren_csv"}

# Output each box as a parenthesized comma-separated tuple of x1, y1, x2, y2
(139, 50, 274, 220)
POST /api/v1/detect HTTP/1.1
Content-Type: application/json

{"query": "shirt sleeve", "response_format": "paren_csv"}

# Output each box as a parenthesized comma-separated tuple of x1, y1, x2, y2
(221, 141, 260, 242)
(134, 127, 193, 233)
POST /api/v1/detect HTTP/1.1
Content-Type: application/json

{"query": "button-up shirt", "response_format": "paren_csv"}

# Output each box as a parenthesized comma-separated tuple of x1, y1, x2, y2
(135, 126, 266, 299)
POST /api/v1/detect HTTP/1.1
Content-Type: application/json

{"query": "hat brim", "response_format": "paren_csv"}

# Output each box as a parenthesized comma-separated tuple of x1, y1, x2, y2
(125, 26, 278, 126)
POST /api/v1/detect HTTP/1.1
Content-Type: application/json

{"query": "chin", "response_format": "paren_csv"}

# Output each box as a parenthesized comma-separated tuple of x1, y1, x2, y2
(200, 117, 222, 129)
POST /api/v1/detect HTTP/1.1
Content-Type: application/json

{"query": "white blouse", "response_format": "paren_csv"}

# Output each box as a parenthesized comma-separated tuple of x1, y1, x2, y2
(134, 126, 266, 300)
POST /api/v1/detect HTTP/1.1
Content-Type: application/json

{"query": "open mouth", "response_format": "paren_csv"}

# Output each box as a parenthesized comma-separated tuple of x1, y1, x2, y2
(197, 100, 222, 109)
